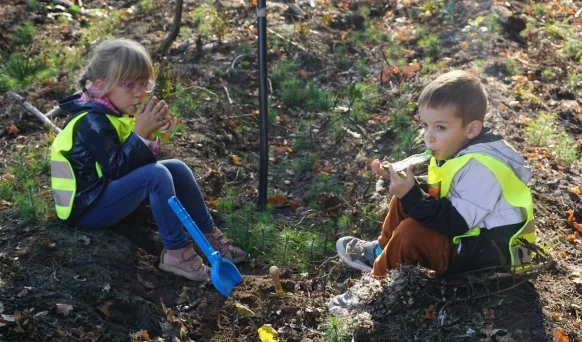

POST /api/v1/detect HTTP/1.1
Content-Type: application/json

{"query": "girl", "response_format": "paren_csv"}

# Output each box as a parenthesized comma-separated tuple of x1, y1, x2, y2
(51, 39, 245, 281)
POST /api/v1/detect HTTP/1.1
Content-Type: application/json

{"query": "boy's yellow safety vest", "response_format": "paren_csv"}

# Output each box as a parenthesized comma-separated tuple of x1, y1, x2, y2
(50, 113, 134, 220)
(427, 154, 535, 269)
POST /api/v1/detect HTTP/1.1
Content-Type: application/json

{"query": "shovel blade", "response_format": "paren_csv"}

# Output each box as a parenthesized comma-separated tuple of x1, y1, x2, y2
(211, 258, 243, 297)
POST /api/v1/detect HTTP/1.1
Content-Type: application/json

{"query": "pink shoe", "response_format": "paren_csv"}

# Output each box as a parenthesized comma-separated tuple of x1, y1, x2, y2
(205, 228, 247, 263)
(159, 245, 210, 281)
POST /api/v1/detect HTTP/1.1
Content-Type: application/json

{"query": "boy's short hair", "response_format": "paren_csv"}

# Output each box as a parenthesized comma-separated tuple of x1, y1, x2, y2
(418, 70, 488, 124)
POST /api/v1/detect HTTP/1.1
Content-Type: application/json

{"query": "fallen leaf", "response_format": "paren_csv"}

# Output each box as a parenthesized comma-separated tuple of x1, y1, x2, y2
(52, 303, 73, 316)
(423, 303, 437, 321)
(207, 198, 219, 207)
(267, 194, 287, 206)
(258, 324, 279, 341)
(96, 301, 112, 317)
(552, 327, 569, 342)
(566, 234, 577, 242)
(234, 302, 255, 318)
(573, 222, 582, 234)
(40, 239, 57, 250)
(6, 123, 19, 135)
(140, 329, 151, 341)
(231, 155, 241, 165)
(566, 210, 575, 222)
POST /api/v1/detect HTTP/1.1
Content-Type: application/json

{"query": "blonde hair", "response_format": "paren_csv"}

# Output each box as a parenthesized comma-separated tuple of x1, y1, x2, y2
(418, 70, 488, 125)
(79, 39, 154, 97)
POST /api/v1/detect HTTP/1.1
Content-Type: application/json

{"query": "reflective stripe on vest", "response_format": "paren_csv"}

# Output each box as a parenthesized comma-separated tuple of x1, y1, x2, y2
(427, 153, 535, 269)
(50, 112, 134, 220)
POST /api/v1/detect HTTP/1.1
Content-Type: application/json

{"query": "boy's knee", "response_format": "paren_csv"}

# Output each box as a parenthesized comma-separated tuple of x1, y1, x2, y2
(393, 218, 426, 246)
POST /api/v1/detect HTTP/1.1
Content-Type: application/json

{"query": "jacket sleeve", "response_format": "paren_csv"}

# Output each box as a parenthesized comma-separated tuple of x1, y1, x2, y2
(399, 159, 502, 236)
(76, 113, 156, 179)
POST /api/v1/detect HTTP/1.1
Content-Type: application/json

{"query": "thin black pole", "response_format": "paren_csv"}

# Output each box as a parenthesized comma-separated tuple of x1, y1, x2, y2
(257, 0, 268, 210)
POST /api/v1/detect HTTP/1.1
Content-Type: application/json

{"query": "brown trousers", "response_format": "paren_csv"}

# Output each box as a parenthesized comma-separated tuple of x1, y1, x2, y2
(372, 196, 457, 277)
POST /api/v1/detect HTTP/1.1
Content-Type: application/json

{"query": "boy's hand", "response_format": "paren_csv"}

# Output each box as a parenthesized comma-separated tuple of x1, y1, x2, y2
(387, 164, 415, 198)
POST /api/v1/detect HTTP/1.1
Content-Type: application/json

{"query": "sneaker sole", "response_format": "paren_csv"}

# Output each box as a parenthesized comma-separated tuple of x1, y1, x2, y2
(159, 263, 210, 281)
(336, 237, 373, 272)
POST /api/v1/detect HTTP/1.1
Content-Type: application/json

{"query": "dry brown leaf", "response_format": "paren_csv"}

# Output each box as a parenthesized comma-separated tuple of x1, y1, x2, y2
(6, 123, 19, 135)
(566, 234, 577, 242)
(52, 303, 73, 316)
(573, 222, 582, 234)
(96, 301, 112, 317)
(423, 303, 437, 321)
(207, 198, 219, 207)
(140, 329, 151, 341)
(566, 210, 575, 222)
(40, 239, 57, 250)
(552, 327, 569, 342)
(267, 194, 287, 206)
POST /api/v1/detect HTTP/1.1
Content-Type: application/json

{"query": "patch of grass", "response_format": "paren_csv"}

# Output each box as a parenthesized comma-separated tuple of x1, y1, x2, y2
(531, 3, 547, 16)
(483, 13, 501, 33)
(540, 68, 557, 83)
(319, 315, 349, 342)
(293, 152, 318, 174)
(356, 59, 369, 77)
(334, 45, 351, 70)
(9, 21, 35, 46)
(502, 58, 521, 76)
(514, 87, 541, 107)
(525, 113, 579, 163)
(190, 3, 229, 43)
(0, 151, 50, 224)
(169, 83, 198, 117)
(80, 10, 121, 45)
(271, 58, 300, 85)
(0, 52, 51, 91)
(567, 72, 580, 89)
(418, 34, 440, 58)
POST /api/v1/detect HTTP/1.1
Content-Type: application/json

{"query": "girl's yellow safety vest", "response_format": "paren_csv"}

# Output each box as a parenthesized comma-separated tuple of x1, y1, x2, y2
(427, 154, 535, 269)
(50, 113, 134, 220)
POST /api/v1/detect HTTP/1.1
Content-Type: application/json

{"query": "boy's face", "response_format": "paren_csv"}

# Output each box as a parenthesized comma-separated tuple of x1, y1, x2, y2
(419, 104, 482, 161)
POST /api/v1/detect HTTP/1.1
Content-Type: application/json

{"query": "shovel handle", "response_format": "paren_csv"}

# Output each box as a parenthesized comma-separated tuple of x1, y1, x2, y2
(269, 266, 283, 292)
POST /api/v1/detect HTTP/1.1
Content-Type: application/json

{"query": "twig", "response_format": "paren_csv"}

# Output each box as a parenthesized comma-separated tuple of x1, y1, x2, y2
(43, 0, 104, 18)
(222, 84, 233, 104)
(157, 0, 183, 56)
(267, 28, 308, 52)
(44, 106, 65, 118)
(7, 91, 61, 133)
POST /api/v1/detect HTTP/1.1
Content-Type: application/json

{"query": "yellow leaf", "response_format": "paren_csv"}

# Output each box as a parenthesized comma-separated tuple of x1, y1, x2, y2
(258, 324, 279, 341)
(234, 302, 255, 318)
(567, 186, 580, 196)
(231, 155, 241, 165)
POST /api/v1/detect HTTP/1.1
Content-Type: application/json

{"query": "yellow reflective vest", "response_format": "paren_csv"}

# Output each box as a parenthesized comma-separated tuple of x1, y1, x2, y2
(427, 153, 535, 269)
(50, 113, 135, 220)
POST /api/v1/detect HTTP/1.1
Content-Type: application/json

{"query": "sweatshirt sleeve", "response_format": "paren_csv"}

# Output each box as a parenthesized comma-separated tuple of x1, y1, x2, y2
(399, 159, 502, 236)
(76, 114, 156, 179)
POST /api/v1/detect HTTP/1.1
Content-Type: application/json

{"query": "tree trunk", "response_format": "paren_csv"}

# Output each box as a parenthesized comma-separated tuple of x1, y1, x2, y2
(157, 0, 183, 56)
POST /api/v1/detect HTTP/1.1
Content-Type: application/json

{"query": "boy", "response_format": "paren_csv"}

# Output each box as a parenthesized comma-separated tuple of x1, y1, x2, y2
(336, 70, 535, 278)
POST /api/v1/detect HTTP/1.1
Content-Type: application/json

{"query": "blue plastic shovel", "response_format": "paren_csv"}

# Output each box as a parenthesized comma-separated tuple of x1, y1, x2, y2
(168, 196, 243, 297)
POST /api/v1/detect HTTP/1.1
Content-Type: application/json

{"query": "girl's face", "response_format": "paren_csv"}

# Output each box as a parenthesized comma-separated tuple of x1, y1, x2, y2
(105, 80, 154, 115)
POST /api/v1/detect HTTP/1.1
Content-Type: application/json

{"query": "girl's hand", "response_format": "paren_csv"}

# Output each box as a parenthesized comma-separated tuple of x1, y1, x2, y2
(134, 96, 169, 139)
(387, 164, 415, 198)
(371, 159, 390, 180)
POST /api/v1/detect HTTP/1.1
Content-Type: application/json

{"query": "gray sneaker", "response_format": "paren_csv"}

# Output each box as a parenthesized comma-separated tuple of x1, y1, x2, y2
(336, 236, 380, 272)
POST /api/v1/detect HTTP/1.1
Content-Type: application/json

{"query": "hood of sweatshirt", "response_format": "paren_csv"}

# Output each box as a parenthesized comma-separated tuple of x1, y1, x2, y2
(455, 127, 531, 184)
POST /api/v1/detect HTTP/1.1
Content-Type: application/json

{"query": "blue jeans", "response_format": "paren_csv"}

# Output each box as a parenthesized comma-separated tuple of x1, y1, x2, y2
(75, 159, 214, 249)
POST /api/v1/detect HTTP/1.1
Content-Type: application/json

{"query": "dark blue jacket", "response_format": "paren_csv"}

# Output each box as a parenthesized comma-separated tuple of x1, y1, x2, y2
(58, 93, 155, 224)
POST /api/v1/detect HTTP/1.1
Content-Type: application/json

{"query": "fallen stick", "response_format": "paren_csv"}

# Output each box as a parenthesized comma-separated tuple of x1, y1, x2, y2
(7, 91, 61, 133)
